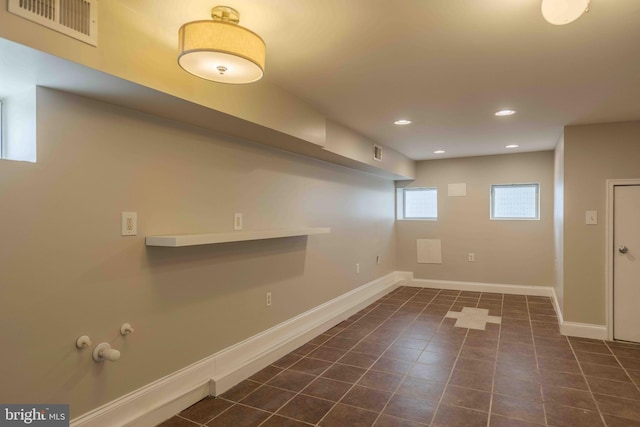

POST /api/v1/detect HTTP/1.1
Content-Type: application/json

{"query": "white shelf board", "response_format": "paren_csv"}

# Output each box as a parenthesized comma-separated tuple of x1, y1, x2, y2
(146, 227, 331, 247)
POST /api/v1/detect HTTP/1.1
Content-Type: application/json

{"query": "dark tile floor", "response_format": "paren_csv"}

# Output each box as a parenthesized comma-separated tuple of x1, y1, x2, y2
(159, 286, 640, 427)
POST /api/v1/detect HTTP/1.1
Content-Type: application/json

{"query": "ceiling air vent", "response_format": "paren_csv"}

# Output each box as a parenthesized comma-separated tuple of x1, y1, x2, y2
(373, 145, 383, 162)
(8, 0, 98, 46)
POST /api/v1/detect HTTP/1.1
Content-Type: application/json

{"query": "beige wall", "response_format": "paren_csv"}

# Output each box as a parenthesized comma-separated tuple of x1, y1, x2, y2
(397, 152, 555, 286)
(0, 88, 397, 416)
(562, 120, 640, 325)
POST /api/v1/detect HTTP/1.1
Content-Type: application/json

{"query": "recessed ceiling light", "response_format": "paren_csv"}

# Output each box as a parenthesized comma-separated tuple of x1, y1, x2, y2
(495, 110, 517, 117)
(434, 150, 446, 154)
(394, 119, 412, 125)
(505, 144, 519, 149)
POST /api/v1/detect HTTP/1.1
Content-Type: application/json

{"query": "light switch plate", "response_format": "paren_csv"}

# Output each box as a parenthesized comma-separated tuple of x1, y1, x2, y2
(586, 210, 598, 225)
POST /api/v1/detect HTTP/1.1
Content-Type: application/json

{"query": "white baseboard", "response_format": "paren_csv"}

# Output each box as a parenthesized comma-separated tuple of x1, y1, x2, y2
(406, 276, 555, 297)
(560, 322, 608, 340)
(407, 275, 608, 341)
(550, 285, 565, 326)
(550, 287, 608, 340)
(71, 271, 403, 427)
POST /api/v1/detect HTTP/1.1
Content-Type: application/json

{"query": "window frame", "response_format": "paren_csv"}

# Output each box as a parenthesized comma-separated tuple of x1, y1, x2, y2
(490, 183, 540, 221)
(397, 187, 438, 221)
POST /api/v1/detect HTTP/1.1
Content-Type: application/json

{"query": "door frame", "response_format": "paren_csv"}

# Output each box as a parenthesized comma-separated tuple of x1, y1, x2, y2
(605, 179, 640, 341)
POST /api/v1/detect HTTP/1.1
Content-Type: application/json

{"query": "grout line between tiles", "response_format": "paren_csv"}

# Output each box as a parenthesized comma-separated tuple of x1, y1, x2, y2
(485, 292, 503, 427)
(427, 290, 470, 427)
(565, 332, 608, 427)
(370, 288, 462, 426)
(603, 340, 640, 395)
(194, 397, 235, 425)
(175, 413, 207, 426)
(526, 295, 550, 427)
(314, 287, 423, 426)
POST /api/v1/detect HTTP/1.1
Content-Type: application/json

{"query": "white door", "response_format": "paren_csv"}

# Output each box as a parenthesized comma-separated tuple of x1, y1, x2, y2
(614, 185, 640, 343)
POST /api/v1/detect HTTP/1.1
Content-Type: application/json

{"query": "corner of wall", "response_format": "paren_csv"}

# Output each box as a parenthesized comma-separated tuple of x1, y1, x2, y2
(553, 132, 565, 318)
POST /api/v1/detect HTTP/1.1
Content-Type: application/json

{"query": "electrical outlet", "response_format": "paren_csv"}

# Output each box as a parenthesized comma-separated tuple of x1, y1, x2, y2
(121, 212, 137, 236)
(468, 253, 475, 262)
(356, 263, 360, 274)
(376, 255, 381, 265)
(266, 292, 272, 307)
(234, 213, 243, 230)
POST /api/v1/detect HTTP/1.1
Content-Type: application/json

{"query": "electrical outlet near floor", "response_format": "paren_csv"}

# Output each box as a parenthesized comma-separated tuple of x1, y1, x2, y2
(468, 253, 475, 262)
(356, 263, 360, 274)
(266, 292, 272, 307)
(376, 255, 381, 265)
(234, 213, 243, 231)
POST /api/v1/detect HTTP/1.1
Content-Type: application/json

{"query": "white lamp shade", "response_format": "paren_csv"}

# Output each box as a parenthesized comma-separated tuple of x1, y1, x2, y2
(178, 20, 266, 84)
(541, 0, 590, 25)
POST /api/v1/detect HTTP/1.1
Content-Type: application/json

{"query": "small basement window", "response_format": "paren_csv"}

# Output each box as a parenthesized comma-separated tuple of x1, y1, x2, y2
(0, 87, 37, 163)
(397, 187, 438, 220)
(491, 183, 539, 220)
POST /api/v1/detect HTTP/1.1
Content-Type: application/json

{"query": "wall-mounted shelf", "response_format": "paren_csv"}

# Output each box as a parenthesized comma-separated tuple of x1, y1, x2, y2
(145, 227, 331, 247)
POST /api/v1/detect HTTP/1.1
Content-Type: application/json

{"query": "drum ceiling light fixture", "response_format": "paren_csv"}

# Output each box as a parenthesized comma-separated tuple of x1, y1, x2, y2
(178, 6, 266, 84)
(541, 0, 590, 25)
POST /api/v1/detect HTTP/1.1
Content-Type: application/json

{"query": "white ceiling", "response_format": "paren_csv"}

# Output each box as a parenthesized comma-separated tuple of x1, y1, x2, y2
(57, 1, 640, 159)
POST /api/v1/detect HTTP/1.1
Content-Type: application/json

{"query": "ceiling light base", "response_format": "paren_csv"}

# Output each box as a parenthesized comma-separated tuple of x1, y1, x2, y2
(211, 6, 239, 24)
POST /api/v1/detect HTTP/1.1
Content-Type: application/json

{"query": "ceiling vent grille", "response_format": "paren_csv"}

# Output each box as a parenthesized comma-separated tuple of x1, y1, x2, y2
(8, 0, 98, 46)
(373, 145, 383, 162)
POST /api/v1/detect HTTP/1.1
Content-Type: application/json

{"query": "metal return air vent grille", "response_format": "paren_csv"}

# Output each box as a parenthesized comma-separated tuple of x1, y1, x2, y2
(8, 0, 98, 46)
(16, 0, 55, 19)
(373, 145, 383, 162)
